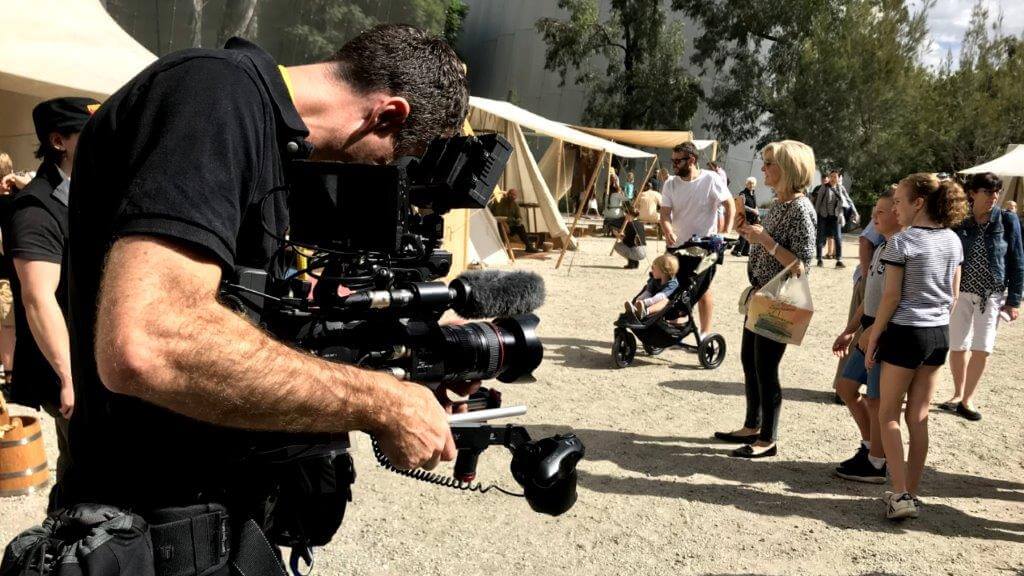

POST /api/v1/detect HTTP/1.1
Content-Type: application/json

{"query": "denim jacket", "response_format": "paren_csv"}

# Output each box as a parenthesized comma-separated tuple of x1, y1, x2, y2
(954, 207, 1024, 307)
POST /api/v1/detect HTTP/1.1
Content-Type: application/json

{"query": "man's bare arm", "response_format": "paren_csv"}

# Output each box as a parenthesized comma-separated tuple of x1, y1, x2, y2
(96, 236, 454, 467)
(14, 258, 74, 417)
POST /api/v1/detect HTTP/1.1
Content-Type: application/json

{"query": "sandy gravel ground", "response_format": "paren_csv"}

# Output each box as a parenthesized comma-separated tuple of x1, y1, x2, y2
(2, 236, 1022, 576)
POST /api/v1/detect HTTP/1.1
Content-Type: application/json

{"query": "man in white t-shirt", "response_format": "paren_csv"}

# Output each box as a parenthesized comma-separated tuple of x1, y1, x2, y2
(660, 142, 734, 335)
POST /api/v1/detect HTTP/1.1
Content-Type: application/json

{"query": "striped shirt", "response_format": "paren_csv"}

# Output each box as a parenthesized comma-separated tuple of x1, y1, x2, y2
(880, 226, 963, 327)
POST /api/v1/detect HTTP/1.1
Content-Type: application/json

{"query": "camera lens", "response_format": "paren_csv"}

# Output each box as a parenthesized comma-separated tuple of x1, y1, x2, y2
(436, 314, 543, 383)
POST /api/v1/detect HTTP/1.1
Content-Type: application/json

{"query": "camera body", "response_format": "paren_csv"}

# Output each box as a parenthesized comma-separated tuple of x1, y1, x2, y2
(221, 134, 582, 519)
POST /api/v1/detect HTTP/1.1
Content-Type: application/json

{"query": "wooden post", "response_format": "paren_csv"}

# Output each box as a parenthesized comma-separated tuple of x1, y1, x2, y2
(556, 150, 607, 269)
(609, 157, 657, 255)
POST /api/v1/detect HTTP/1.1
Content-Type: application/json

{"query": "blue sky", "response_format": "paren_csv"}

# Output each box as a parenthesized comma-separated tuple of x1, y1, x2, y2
(916, 0, 1024, 68)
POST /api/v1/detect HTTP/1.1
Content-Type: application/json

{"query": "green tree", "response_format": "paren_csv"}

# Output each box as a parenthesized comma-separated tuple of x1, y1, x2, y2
(536, 0, 700, 130)
(281, 0, 468, 62)
(673, 0, 932, 200)
(925, 1, 1024, 172)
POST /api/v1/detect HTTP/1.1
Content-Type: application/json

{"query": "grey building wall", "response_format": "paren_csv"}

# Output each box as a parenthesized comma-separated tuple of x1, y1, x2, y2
(458, 0, 778, 203)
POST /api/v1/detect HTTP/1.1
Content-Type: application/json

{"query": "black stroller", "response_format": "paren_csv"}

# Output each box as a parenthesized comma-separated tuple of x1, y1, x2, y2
(612, 236, 733, 369)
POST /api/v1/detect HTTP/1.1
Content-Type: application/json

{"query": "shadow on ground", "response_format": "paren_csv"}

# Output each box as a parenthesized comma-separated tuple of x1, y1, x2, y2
(535, 426, 1024, 543)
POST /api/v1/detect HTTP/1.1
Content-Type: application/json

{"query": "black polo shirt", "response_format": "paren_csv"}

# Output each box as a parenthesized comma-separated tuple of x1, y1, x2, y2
(3, 161, 69, 409)
(65, 38, 315, 510)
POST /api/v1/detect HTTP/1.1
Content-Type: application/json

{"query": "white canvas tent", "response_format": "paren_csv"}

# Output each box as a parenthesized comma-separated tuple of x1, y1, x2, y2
(0, 0, 157, 170)
(960, 144, 1024, 214)
(571, 126, 719, 161)
(468, 97, 655, 251)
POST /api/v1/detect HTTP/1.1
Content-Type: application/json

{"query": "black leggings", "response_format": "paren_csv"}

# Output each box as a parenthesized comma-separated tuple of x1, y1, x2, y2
(741, 328, 788, 442)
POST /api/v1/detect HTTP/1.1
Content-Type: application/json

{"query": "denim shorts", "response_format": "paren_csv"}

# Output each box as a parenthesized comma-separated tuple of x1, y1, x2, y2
(841, 346, 869, 384)
(841, 346, 882, 399)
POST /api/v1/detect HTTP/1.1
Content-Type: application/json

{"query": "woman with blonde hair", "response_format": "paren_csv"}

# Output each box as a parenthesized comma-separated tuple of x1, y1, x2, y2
(715, 141, 817, 458)
(865, 173, 967, 520)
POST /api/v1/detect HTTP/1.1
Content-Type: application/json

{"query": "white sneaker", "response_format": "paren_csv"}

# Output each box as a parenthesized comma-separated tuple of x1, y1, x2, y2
(885, 491, 919, 520)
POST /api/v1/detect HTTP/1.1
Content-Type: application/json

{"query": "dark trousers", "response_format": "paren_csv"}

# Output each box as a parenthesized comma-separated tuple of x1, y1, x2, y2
(733, 236, 750, 256)
(816, 215, 842, 261)
(509, 223, 535, 249)
(741, 328, 788, 442)
(41, 402, 70, 512)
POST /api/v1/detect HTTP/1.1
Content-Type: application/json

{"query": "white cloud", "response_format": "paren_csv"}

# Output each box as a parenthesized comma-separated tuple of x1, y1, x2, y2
(913, 0, 1024, 69)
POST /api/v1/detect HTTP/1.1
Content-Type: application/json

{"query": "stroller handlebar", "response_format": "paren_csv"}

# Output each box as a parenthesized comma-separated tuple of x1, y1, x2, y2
(673, 235, 738, 254)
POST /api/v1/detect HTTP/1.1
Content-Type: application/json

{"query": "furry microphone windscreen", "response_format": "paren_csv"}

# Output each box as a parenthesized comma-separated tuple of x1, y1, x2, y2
(456, 270, 546, 318)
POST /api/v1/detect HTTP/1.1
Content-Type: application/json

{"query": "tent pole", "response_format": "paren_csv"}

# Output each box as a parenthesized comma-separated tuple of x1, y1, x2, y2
(556, 150, 606, 269)
(569, 151, 612, 273)
(608, 157, 657, 256)
(556, 139, 564, 218)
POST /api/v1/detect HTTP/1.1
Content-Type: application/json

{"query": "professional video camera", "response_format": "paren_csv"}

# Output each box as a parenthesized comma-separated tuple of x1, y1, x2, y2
(221, 134, 584, 519)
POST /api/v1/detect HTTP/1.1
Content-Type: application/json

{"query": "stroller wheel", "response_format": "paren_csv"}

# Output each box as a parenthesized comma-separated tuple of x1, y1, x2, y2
(643, 343, 665, 356)
(697, 333, 727, 369)
(612, 330, 637, 368)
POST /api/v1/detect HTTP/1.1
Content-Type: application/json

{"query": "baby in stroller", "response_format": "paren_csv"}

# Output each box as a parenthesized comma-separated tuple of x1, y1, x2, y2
(625, 254, 679, 320)
(612, 236, 732, 369)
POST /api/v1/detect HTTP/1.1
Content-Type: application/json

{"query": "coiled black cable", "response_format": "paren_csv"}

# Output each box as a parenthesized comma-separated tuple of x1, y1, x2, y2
(371, 436, 523, 498)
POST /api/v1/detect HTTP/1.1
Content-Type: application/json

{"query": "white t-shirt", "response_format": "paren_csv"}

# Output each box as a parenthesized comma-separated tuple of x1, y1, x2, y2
(660, 170, 731, 246)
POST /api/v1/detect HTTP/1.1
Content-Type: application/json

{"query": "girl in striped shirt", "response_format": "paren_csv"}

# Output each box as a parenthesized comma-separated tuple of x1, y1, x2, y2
(865, 173, 967, 521)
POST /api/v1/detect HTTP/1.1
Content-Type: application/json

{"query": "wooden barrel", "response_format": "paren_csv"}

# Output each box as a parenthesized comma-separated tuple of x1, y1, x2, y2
(0, 415, 50, 497)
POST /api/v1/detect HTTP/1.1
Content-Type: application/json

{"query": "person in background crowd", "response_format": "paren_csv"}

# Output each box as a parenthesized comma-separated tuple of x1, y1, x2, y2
(715, 140, 817, 459)
(707, 161, 728, 186)
(1003, 199, 1017, 214)
(941, 172, 1023, 421)
(490, 188, 540, 253)
(866, 173, 967, 521)
(0, 152, 15, 383)
(831, 189, 903, 483)
(830, 184, 893, 403)
(603, 182, 626, 236)
(813, 170, 846, 268)
(636, 180, 662, 225)
(4, 97, 99, 508)
(660, 142, 735, 336)
(731, 177, 758, 256)
(623, 170, 636, 200)
(614, 205, 647, 269)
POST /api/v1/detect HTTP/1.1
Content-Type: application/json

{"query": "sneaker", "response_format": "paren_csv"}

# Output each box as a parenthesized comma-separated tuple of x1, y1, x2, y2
(885, 491, 919, 520)
(836, 449, 887, 484)
(837, 444, 868, 469)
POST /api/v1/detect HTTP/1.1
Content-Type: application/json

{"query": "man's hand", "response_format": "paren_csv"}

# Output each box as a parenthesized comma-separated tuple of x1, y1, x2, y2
(59, 380, 74, 420)
(374, 380, 456, 470)
(1001, 305, 1019, 322)
(664, 228, 678, 247)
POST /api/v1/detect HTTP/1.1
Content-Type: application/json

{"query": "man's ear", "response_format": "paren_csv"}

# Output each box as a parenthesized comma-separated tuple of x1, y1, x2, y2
(371, 96, 410, 136)
(49, 132, 66, 151)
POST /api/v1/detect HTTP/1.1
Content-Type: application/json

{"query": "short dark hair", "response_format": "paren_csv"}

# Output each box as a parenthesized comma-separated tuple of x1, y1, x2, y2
(331, 24, 469, 155)
(672, 141, 699, 160)
(965, 172, 1002, 193)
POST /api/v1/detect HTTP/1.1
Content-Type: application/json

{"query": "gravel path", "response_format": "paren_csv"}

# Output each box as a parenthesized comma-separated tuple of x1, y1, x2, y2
(2, 235, 1022, 575)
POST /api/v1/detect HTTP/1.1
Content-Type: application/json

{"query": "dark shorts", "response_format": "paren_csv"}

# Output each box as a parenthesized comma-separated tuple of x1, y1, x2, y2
(876, 323, 949, 369)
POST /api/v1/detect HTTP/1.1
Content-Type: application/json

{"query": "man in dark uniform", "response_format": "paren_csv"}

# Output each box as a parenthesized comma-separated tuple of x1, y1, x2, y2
(64, 25, 472, 568)
(4, 97, 97, 506)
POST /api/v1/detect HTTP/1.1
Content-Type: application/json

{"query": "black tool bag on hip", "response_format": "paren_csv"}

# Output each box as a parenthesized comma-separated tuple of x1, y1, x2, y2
(3, 503, 287, 576)
(0, 504, 155, 576)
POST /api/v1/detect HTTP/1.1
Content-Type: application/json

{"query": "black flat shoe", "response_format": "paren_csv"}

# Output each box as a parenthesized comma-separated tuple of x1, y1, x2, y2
(955, 402, 982, 421)
(730, 444, 777, 458)
(714, 431, 759, 444)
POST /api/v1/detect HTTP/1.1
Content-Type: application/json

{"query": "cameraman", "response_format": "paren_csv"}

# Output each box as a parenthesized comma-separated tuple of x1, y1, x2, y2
(63, 25, 470, 547)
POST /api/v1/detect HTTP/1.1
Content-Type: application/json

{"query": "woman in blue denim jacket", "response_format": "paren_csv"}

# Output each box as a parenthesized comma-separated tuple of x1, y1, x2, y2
(942, 172, 1024, 421)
